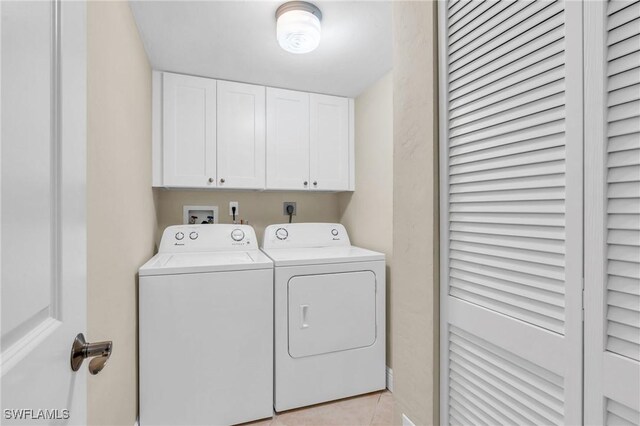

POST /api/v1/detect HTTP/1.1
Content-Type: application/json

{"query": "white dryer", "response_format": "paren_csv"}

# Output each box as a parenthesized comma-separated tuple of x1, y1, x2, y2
(261, 223, 386, 412)
(139, 224, 273, 426)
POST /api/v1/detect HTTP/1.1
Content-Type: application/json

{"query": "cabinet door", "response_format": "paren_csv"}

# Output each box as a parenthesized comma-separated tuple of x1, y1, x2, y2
(309, 94, 350, 191)
(163, 72, 217, 187)
(217, 81, 266, 189)
(266, 88, 310, 190)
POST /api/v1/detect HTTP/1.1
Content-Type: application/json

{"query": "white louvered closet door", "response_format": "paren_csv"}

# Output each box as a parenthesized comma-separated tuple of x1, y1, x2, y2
(585, 1, 640, 425)
(438, 1, 584, 424)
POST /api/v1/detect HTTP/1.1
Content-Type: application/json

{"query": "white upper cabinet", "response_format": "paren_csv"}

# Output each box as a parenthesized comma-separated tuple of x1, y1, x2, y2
(154, 71, 353, 191)
(266, 88, 310, 190)
(217, 81, 266, 189)
(310, 94, 351, 191)
(161, 72, 217, 188)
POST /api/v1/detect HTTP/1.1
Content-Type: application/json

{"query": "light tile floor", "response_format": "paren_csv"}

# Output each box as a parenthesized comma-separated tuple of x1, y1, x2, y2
(244, 391, 393, 426)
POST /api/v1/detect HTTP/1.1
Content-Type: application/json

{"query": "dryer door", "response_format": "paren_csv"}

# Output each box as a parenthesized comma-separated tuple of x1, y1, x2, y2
(288, 270, 377, 358)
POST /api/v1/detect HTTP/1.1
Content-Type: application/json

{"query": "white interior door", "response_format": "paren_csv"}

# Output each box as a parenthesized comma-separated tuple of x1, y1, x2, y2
(584, 1, 640, 424)
(309, 93, 349, 191)
(1, 0, 88, 423)
(266, 88, 310, 190)
(217, 80, 265, 189)
(439, 1, 584, 424)
(162, 72, 217, 188)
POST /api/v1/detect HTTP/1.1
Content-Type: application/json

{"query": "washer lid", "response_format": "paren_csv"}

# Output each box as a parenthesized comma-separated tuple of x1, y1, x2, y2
(261, 246, 384, 267)
(139, 250, 273, 276)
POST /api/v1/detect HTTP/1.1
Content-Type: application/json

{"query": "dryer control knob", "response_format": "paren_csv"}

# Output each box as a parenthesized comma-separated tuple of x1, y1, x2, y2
(189, 231, 198, 240)
(175, 232, 184, 240)
(231, 229, 245, 241)
(331, 229, 339, 236)
(275, 227, 288, 240)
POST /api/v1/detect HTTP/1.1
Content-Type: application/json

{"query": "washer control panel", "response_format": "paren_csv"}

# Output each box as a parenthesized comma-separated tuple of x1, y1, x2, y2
(275, 227, 289, 240)
(262, 223, 351, 249)
(160, 224, 256, 253)
(231, 228, 245, 242)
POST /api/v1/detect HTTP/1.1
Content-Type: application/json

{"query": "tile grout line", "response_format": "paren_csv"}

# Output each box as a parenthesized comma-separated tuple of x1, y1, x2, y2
(368, 392, 383, 426)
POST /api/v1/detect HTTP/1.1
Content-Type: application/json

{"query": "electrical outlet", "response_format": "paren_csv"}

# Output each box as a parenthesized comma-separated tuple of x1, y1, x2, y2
(283, 202, 297, 216)
(229, 201, 239, 216)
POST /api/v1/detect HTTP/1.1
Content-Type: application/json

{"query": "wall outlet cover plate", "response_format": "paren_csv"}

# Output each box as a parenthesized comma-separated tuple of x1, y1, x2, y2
(283, 202, 297, 216)
(229, 201, 239, 216)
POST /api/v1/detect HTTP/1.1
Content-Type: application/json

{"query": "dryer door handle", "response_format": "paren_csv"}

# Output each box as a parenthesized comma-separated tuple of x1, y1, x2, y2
(300, 305, 310, 329)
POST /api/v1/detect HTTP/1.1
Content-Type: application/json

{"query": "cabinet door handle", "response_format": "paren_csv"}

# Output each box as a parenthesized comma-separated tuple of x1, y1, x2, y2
(220, 178, 225, 184)
(304, 181, 308, 186)
(208, 178, 214, 183)
(313, 181, 318, 186)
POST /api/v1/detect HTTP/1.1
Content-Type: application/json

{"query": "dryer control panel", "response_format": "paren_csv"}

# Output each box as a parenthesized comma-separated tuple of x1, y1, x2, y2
(159, 224, 257, 253)
(262, 223, 351, 249)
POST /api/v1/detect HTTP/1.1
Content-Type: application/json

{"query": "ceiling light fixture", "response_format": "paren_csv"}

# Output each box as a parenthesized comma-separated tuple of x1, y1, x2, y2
(276, 1, 322, 54)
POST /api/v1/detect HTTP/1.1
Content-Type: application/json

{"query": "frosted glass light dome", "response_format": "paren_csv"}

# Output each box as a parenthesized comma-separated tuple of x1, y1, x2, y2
(276, 2, 322, 54)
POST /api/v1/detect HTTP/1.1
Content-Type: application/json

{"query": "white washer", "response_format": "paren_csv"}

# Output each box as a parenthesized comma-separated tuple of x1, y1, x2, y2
(139, 224, 273, 426)
(261, 223, 386, 412)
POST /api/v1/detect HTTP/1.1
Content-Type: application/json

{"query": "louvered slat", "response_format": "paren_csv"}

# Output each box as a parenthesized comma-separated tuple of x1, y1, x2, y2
(450, 258, 565, 294)
(449, 65, 565, 119)
(449, 39, 564, 102)
(607, 35, 640, 62)
(446, 0, 568, 334)
(449, 1, 520, 52)
(448, 327, 565, 425)
(450, 80, 565, 130)
(449, 1, 557, 69)
(608, 16, 640, 45)
(606, 398, 640, 426)
(608, 0, 640, 16)
(607, 1, 640, 30)
(605, 0, 640, 362)
(448, 1, 497, 39)
(450, 23, 564, 92)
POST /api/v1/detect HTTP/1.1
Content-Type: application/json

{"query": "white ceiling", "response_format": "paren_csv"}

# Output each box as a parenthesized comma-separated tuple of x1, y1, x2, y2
(130, 1, 392, 97)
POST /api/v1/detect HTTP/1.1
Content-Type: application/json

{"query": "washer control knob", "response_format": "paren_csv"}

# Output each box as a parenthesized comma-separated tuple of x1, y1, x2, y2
(275, 227, 288, 240)
(175, 232, 185, 241)
(189, 231, 198, 240)
(231, 229, 245, 241)
(331, 228, 339, 236)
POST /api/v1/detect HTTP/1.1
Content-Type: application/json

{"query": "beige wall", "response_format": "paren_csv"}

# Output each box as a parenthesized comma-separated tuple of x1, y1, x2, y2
(87, 2, 157, 425)
(156, 191, 340, 244)
(338, 71, 394, 368)
(391, 2, 439, 425)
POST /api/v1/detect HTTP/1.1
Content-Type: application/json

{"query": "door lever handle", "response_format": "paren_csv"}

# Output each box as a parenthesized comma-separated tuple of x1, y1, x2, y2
(70, 333, 112, 375)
